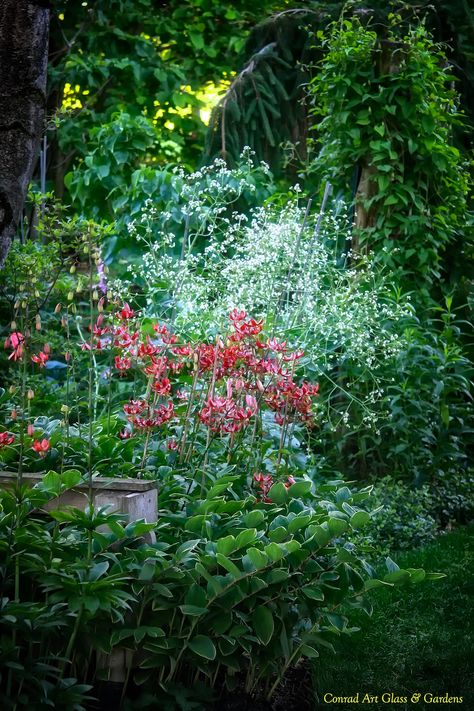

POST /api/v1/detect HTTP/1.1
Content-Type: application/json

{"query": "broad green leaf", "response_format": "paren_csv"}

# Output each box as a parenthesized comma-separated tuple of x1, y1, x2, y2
(244, 510, 265, 527)
(311, 525, 331, 547)
(328, 516, 348, 535)
(268, 526, 288, 543)
(90, 561, 109, 581)
(61, 469, 82, 489)
(235, 529, 257, 550)
(302, 586, 324, 601)
(246, 547, 267, 569)
(350, 511, 371, 529)
(268, 482, 288, 505)
(288, 514, 311, 533)
(41, 471, 61, 496)
(287, 481, 312, 499)
(185, 515, 206, 533)
(264, 542, 284, 562)
(300, 644, 320, 658)
(216, 535, 236, 556)
(176, 539, 200, 556)
(179, 605, 208, 616)
(188, 635, 216, 660)
(407, 568, 426, 584)
(253, 606, 274, 645)
(384, 570, 411, 585)
(425, 572, 446, 581)
(216, 553, 241, 578)
(365, 579, 393, 591)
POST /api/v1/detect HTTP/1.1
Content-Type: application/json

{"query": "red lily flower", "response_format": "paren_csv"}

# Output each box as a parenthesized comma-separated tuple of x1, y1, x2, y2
(116, 302, 135, 320)
(31, 351, 49, 368)
(0, 432, 14, 447)
(32, 439, 50, 457)
(5, 332, 25, 361)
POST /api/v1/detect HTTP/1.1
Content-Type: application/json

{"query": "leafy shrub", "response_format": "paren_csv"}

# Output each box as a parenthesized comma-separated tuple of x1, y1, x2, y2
(356, 469, 474, 556)
(362, 476, 438, 555)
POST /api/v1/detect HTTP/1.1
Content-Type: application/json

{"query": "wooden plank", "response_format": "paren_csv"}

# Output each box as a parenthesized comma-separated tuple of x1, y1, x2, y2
(0, 471, 157, 491)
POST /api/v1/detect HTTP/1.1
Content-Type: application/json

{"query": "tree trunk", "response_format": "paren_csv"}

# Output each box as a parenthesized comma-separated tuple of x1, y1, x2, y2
(0, 0, 49, 267)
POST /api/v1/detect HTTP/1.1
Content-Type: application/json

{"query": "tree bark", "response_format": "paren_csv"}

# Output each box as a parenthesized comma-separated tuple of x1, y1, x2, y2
(0, 0, 49, 267)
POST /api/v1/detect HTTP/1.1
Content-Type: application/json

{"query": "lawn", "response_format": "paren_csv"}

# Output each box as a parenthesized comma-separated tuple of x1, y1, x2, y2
(314, 526, 474, 709)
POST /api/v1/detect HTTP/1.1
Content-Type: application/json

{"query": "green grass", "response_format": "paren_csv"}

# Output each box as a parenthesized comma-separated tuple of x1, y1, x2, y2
(313, 526, 474, 710)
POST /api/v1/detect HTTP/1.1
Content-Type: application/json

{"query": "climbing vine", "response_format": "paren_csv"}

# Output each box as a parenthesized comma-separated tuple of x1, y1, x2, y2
(307, 17, 472, 286)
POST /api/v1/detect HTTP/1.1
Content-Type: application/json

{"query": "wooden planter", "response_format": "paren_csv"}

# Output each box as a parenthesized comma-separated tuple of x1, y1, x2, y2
(0, 472, 158, 686)
(0, 472, 158, 526)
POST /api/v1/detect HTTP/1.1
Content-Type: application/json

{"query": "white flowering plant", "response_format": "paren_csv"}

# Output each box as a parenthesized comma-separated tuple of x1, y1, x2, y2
(113, 155, 418, 478)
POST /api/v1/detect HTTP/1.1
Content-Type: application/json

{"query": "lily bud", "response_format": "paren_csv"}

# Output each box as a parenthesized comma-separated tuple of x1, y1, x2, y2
(54, 303, 62, 313)
(27, 389, 35, 400)
(70, 264, 76, 274)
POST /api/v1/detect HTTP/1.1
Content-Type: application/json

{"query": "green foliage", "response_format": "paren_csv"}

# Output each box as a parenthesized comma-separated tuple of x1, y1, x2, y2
(0, 472, 437, 706)
(308, 19, 472, 284)
(316, 293, 474, 485)
(0, 480, 143, 708)
(48, 0, 291, 194)
(361, 470, 474, 556)
(204, 9, 318, 173)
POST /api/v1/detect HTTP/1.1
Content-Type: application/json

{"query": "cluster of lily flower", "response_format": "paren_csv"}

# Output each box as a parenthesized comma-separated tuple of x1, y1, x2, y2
(104, 306, 319, 440)
(2, 304, 320, 497)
